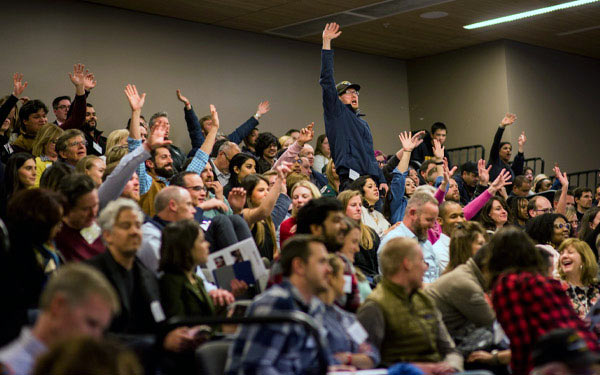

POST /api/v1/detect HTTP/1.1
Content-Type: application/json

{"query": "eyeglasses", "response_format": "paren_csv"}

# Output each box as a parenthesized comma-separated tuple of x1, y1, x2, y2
(535, 208, 553, 214)
(554, 223, 571, 230)
(294, 159, 302, 164)
(186, 185, 205, 191)
(56, 105, 70, 110)
(68, 140, 88, 148)
(344, 89, 359, 96)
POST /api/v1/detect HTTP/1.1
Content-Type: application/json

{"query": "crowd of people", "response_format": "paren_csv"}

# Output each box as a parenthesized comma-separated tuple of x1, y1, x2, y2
(0, 22, 599, 375)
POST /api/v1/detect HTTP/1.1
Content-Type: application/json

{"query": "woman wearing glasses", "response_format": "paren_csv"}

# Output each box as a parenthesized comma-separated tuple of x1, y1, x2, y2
(526, 213, 571, 249)
(557, 238, 600, 319)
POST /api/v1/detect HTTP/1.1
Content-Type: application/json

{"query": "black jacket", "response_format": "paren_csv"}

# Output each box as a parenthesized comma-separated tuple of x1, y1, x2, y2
(87, 250, 162, 334)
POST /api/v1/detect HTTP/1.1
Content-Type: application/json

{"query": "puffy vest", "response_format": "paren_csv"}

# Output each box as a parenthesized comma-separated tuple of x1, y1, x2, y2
(366, 277, 442, 365)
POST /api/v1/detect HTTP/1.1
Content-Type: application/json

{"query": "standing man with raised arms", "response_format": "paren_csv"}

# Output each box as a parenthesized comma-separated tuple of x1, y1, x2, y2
(320, 23, 388, 193)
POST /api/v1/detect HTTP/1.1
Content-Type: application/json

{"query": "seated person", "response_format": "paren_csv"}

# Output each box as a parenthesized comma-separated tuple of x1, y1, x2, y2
(318, 254, 380, 369)
(425, 245, 494, 342)
(357, 237, 463, 372)
(159, 220, 215, 319)
(226, 235, 336, 374)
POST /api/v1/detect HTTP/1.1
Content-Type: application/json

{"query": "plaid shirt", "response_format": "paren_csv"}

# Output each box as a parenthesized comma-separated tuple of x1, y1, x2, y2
(225, 280, 334, 375)
(128, 137, 209, 195)
(492, 272, 598, 375)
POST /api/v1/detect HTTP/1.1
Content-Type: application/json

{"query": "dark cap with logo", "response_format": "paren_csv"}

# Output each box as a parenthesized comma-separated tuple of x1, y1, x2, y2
(532, 328, 600, 368)
(336, 81, 361, 95)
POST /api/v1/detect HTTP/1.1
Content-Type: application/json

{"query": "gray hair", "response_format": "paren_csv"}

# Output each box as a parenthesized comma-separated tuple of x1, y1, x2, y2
(97, 198, 144, 233)
(406, 191, 439, 211)
(414, 185, 436, 196)
(154, 186, 187, 213)
(218, 141, 236, 154)
(149, 111, 169, 128)
(39, 263, 120, 314)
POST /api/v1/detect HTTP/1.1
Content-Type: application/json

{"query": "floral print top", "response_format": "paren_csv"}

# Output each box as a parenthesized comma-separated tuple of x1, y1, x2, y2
(563, 282, 600, 319)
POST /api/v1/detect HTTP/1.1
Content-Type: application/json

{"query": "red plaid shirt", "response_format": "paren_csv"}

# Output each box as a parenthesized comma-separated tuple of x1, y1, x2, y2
(492, 272, 598, 375)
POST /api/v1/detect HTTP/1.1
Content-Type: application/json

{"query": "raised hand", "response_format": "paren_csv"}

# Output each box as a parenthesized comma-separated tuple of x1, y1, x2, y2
(477, 159, 492, 186)
(176, 89, 190, 107)
(12, 73, 28, 98)
(488, 168, 512, 195)
(322, 23, 342, 49)
(124, 84, 146, 112)
(553, 164, 569, 189)
(256, 100, 270, 116)
(276, 162, 292, 180)
(68, 64, 88, 93)
(432, 139, 444, 161)
(297, 122, 314, 146)
(443, 161, 458, 184)
(209, 104, 220, 130)
(398, 131, 422, 152)
(84, 72, 96, 91)
(518, 131, 527, 153)
(500, 113, 517, 127)
(227, 187, 247, 214)
(146, 122, 172, 150)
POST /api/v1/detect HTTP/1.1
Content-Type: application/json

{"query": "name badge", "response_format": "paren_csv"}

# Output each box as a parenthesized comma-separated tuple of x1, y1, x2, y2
(343, 275, 352, 294)
(92, 141, 103, 154)
(346, 321, 368, 345)
(150, 300, 166, 323)
(349, 169, 360, 181)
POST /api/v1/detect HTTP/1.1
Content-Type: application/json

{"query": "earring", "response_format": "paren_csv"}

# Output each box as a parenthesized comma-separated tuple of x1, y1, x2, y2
(580, 265, 583, 270)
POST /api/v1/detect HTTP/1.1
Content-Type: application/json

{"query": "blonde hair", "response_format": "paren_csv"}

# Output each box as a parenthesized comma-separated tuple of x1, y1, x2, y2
(558, 238, 598, 286)
(105, 145, 129, 165)
(290, 181, 321, 216)
(32, 124, 64, 157)
(105, 129, 129, 154)
(278, 135, 292, 148)
(76, 155, 102, 175)
(337, 190, 374, 250)
(286, 172, 309, 194)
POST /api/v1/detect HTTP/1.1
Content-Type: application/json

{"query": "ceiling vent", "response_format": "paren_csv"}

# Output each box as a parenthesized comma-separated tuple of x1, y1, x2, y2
(350, 0, 454, 18)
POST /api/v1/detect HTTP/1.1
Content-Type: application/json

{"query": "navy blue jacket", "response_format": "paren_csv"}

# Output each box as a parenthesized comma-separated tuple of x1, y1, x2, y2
(184, 106, 259, 157)
(320, 50, 385, 184)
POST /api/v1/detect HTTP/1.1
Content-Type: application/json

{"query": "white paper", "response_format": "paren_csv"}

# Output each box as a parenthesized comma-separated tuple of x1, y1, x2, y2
(349, 168, 360, 181)
(205, 238, 268, 288)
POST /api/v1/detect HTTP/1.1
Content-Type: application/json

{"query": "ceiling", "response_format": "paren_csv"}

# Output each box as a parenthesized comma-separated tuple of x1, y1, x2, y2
(83, 0, 600, 60)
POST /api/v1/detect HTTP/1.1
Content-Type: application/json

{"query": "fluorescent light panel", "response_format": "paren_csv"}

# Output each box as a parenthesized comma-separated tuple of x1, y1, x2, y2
(463, 0, 600, 29)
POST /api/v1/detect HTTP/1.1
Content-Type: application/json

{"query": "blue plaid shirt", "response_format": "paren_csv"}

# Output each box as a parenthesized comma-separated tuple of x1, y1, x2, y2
(225, 280, 334, 375)
(128, 138, 209, 195)
(322, 304, 380, 366)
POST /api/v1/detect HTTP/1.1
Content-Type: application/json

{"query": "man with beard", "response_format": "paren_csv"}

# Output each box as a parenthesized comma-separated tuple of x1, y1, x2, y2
(226, 235, 334, 375)
(82, 103, 107, 156)
(379, 192, 440, 283)
(242, 128, 259, 155)
(266, 197, 344, 287)
(124, 84, 219, 217)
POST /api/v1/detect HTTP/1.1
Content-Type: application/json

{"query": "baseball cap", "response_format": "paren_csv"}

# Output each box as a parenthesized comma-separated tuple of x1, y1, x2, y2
(336, 81, 361, 95)
(460, 161, 478, 175)
(532, 328, 600, 368)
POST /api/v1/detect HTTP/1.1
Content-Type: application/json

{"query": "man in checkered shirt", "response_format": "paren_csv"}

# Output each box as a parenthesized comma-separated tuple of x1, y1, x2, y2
(225, 235, 335, 374)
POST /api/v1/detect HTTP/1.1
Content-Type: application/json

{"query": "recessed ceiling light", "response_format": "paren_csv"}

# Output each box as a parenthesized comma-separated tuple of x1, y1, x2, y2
(420, 11, 449, 19)
(463, 0, 600, 29)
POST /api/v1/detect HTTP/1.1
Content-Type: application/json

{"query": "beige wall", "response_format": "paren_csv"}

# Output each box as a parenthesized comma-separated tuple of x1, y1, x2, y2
(505, 40, 600, 174)
(408, 40, 599, 176)
(407, 40, 510, 154)
(1, 0, 410, 154)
